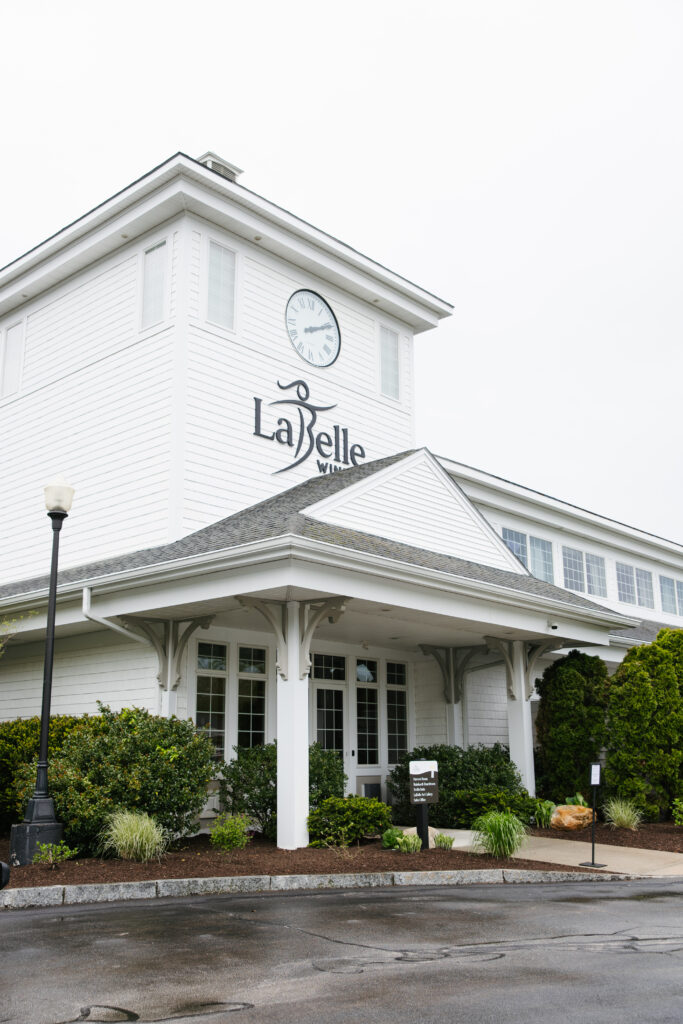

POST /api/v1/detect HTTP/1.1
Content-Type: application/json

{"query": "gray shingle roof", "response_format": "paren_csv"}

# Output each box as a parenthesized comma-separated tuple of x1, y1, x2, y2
(0, 449, 630, 620)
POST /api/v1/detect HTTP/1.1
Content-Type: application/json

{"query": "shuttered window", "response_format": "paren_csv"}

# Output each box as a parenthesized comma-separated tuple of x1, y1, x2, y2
(1, 322, 24, 398)
(207, 241, 236, 330)
(141, 241, 166, 328)
(380, 326, 399, 399)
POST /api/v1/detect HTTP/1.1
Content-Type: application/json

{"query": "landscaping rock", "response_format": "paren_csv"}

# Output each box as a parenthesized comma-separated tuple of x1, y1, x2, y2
(63, 881, 157, 904)
(551, 805, 594, 831)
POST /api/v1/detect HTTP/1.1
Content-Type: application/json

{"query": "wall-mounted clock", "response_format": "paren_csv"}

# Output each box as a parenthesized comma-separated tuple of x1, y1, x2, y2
(285, 289, 341, 367)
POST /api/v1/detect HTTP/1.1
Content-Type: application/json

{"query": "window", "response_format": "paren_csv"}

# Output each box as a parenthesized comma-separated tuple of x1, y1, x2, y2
(387, 662, 407, 763)
(316, 688, 343, 753)
(356, 687, 379, 765)
(616, 562, 654, 608)
(196, 642, 226, 759)
(562, 546, 607, 596)
(502, 528, 554, 583)
(1, 322, 24, 398)
(313, 653, 346, 680)
(207, 240, 236, 330)
(237, 646, 266, 748)
(141, 241, 166, 328)
(380, 325, 399, 399)
(660, 575, 683, 615)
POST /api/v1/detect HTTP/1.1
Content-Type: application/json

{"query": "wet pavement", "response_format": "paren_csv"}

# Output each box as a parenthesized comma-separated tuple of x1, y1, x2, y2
(1, 879, 682, 1023)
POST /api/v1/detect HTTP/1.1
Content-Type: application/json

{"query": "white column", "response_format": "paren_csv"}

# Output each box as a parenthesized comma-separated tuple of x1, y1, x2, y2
(506, 640, 536, 796)
(276, 600, 310, 849)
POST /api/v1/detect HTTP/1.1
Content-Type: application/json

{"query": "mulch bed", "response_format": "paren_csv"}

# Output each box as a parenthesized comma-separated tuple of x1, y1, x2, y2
(529, 822, 682, 853)
(1, 833, 599, 889)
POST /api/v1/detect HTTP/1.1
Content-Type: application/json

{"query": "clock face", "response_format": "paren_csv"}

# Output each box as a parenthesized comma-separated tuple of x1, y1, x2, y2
(285, 290, 341, 367)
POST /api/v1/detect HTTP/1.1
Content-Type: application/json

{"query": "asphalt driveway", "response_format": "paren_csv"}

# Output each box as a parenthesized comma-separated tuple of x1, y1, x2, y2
(1, 880, 682, 1024)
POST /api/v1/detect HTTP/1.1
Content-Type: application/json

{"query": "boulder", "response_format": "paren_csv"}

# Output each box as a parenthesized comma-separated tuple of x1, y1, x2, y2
(551, 805, 594, 831)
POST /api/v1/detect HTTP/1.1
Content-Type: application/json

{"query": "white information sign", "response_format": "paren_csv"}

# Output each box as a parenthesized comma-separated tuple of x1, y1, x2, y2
(590, 763, 601, 786)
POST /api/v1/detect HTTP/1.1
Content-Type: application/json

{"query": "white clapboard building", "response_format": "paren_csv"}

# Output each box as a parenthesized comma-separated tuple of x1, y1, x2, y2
(1, 152, 679, 847)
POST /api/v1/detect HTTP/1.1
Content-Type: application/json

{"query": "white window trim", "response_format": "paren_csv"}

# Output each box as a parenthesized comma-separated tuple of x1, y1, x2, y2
(377, 321, 402, 404)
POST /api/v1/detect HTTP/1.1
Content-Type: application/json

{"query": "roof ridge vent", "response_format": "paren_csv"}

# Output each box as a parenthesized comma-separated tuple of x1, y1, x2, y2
(196, 151, 243, 182)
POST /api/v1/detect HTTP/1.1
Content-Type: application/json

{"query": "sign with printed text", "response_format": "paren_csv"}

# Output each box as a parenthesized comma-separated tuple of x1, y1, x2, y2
(590, 763, 601, 787)
(409, 760, 439, 804)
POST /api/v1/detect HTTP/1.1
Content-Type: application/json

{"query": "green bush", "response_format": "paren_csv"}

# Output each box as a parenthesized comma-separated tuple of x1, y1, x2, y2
(381, 826, 404, 849)
(0, 714, 86, 833)
(100, 810, 168, 861)
(565, 793, 588, 807)
(15, 705, 216, 854)
(534, 651, 609, 803)
(672, 798, 683, 826)
(605, 640, 683, 820)
(209, 813, 252, 851)
(472, 811, 528, 858)
(219, 741, 347, 841)
(32, 840, 79, 869)
(533, 799, 556, 829)
(387, 743, 525, 826)
(308, 796, 392, 848)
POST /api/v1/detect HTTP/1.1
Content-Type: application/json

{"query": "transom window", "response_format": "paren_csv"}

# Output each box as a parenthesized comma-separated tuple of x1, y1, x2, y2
(313, 653, 346, 680)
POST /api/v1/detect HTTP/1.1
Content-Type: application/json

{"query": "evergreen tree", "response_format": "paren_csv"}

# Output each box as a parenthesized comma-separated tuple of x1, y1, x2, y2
(534, 650, 609, 803)
(605, 640, 683, 820)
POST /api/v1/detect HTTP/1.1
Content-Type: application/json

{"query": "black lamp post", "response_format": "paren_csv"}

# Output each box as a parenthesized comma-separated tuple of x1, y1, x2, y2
(10, 476, 74, 867)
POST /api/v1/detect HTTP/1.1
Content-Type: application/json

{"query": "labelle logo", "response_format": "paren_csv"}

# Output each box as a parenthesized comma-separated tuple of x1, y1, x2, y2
(253, 379, 367, 475)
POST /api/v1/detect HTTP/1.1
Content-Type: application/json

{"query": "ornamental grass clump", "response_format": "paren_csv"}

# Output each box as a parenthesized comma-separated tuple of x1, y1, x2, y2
(434, 833, 454, 850)
(100, 810, 168, 862)
(603, 797, 643, 831)
(472, 811, 528, 859)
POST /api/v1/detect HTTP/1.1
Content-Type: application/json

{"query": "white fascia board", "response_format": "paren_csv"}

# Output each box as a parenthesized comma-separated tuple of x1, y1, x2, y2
(0, 155, 452, 331)
(0, 532, 638, 637)
(440, 455, 683, 565)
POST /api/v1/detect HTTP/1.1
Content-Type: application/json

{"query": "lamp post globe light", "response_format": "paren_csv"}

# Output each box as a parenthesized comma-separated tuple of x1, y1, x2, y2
(9, 476, 74, 866)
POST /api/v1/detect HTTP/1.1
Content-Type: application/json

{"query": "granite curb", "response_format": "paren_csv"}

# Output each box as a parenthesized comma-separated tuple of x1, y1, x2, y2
(2, 868, 664, 910)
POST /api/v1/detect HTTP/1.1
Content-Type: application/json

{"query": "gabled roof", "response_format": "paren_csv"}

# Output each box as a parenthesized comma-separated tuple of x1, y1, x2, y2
(0, 450, 635, 624)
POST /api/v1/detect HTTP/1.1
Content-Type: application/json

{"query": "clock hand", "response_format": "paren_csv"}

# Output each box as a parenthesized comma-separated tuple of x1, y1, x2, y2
(304, 323, 333, 333)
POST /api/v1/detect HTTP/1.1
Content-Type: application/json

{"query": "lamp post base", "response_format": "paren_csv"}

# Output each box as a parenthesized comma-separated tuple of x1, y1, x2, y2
(9, 798, 63, 866)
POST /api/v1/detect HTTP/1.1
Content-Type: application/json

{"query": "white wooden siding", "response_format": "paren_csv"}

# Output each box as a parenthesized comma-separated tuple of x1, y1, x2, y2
(465, 665, 509, 746)
(307, 457, 524, 570)
(0, 632, 158, 721)
(413, 660, 448, 745)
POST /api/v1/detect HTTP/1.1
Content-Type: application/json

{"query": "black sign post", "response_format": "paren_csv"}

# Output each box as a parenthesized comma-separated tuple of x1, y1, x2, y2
(579, 762, 606, 868)
(409, 760, 438, 850)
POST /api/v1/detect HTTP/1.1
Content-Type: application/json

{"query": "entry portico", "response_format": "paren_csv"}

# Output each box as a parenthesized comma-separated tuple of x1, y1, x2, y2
(0, 448, 635, 848)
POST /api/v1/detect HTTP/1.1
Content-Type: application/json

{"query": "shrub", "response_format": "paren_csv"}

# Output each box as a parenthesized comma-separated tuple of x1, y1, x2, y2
(395, 833, 422, 853)
(565, 793, 588, 807)
(100, 810, 168, 861)
(210, 813, 252, 851)
(534, 651, 609, 803)
(472, 811, 528, 858)
(387, 743, 525, 826)
(219, 741, 347, 841)
(0, 713, 86, 832)
(32, 840, 79, 869)
(405, 789, 536, 829)
(603, 797, 643, 831)
(605, 640, 683, 820)
(434, 833, 454, 850)
(308, 796, 392, 848)
(15, 705, 216, 854)
(381, 826, 404, 849)
(672, 799, 683, 826)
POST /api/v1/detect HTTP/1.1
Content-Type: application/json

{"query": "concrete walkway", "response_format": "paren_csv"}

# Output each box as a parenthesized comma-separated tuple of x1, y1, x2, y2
(439, 828, 683, 877)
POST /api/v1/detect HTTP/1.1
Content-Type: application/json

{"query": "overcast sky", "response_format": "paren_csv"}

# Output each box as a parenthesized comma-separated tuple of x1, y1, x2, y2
(2, 1, 682, 541)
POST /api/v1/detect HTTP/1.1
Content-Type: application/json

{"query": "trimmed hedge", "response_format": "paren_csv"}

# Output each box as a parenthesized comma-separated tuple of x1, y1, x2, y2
(387, 743, 525, 827)
(0, 714, 86, 833)
(308, 796, 392, 847)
